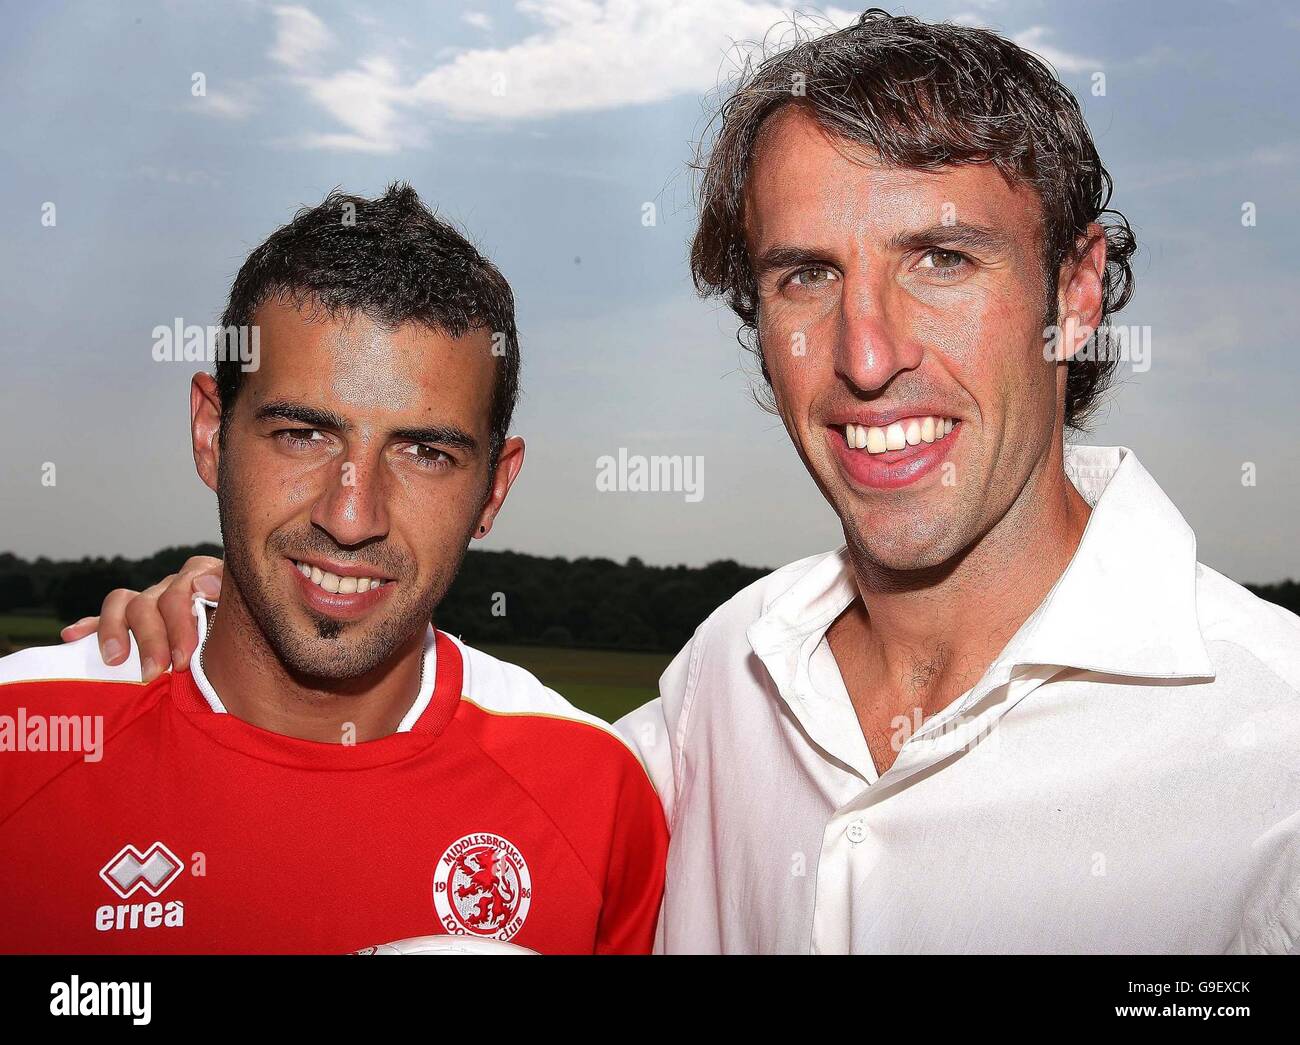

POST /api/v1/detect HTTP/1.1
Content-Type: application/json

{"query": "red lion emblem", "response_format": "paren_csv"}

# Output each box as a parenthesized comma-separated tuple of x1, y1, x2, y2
(452, 846, 518, 931)
(434, 834, 532, 940)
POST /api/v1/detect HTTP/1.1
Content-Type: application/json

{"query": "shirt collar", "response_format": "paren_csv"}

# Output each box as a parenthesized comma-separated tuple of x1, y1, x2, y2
(185, 593, 452, 733)
(747, 444, 1215, 708)
(1008, 444, 1214, 679)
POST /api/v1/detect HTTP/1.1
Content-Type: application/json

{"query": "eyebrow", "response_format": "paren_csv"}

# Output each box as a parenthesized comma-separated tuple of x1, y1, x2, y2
(255, 400, 480, 453)
(752, 245, 835, 281)
(753, 221, 1011, 280)
(884, 221, 1010, 255)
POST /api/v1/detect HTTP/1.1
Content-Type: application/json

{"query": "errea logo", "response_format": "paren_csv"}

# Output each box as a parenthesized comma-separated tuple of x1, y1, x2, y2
(95, 842, 186, 932)
(100, 843, 183, 898)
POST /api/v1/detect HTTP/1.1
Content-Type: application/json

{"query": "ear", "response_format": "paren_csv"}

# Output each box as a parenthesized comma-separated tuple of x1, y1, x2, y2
(1054, 223, 1108, 361)
(473, 436, 526, 540)
(191, 372, 223, 494)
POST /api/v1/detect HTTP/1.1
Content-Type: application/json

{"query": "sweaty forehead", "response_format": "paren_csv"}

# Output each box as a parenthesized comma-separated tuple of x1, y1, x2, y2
(743, 105, 1041, 253)
(244, 301, 495, 428)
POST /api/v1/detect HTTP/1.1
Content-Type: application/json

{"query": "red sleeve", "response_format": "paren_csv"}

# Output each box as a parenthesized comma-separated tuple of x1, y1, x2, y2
(594, 759, 668, 954)
(455, 699, 669, 954)
(0, 675, 161, 825)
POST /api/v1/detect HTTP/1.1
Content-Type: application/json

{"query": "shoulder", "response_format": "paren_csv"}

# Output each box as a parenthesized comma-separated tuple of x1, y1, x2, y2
(446, 636, 667, 886)
(0, 634, 143, 687)
(450, 635, 653, 785)
(1194, 563, 1300, 696)
(617, 550, 844, 816)
(657, 546, 844, 715)
(670, 548, 842, 665)
(0, 637, 160, 822)
(0, 635, 151, 712)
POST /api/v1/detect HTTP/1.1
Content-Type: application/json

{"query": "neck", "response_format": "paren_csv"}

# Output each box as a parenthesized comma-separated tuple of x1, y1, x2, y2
(839, 442, 1091, 723)
(200, 583, 427, 743)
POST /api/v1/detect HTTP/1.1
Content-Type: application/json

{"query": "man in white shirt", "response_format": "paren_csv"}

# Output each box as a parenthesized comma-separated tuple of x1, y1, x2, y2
(613, 11, 1300, 953)
(620, 445, 1300, 952)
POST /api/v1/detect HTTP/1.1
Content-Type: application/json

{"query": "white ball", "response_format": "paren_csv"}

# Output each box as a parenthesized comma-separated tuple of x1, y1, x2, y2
(355, 935, 537, 955)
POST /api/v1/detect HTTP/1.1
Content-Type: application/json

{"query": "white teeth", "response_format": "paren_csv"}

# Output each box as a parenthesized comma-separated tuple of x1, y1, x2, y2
(843, 417, 957, 455)
(295, 561, 387, 594)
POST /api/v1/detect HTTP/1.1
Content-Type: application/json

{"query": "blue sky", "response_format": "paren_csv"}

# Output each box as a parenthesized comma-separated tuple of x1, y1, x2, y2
(2, 0, 1298, 583)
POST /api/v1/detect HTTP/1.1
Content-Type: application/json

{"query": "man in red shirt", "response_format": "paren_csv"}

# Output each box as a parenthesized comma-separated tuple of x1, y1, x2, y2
(0, 183, 666, 954)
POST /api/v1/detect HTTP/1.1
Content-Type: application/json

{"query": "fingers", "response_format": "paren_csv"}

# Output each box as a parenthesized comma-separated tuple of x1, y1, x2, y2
(95, 588, 140, 668)
(156, 557, 222, 673)
(125, 581, 175, 684)
(68, 555, 224, 680)
(60, 616, 100, 642)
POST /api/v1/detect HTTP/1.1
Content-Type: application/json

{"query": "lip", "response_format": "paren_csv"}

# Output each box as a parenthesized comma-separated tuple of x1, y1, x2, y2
(828, 421, 962, 491)
(826, 407, 955, 429)
(287, 558, 395, 622)
(292, 555, 395, 581)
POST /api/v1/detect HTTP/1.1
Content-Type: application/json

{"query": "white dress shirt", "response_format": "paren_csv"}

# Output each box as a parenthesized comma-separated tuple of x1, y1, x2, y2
(617, 445, 1300, 953)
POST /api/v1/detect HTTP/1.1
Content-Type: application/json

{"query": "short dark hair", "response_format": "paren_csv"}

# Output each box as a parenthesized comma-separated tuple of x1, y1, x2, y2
(217, 182, 520, 463)
(691, 8, 1136, 430)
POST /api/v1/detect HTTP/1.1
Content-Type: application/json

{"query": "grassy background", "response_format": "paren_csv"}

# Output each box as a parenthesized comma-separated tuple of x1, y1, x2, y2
(0, 614, 668, 724)
(479, 643, 670, 723)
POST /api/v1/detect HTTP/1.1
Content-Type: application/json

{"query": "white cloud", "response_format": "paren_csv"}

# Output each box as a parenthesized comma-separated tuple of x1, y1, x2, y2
(200, 82, 259, 120)
(950, 17, 1101, 74)
(1011, 25, 1100, 74)
(283, 0, 858, 151)
(269, 4, 335, 72)
(265, 3, 1102, 153)
(295, 56, 409, 153)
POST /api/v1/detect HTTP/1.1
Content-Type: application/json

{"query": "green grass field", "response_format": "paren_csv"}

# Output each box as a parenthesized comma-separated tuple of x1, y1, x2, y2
(478, 643, 670, 723)
(0, 615, 667, 724)
(0, 613, 64, 645)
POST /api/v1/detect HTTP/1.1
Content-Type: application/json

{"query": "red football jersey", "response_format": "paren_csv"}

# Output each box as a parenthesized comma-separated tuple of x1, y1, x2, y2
(0, 609, 667, 954)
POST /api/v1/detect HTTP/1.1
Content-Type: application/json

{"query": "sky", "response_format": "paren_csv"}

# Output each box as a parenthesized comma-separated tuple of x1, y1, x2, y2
(1, 0, 1298, 584)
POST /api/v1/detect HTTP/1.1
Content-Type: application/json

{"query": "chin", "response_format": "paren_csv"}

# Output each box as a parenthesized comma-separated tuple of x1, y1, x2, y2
(846, 515, 964, 575)
(265, 617, 403, 681)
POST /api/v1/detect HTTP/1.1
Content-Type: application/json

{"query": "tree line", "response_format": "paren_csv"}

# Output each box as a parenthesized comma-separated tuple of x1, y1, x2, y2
(0, 546, 768, 653)
(3, 546, 1298, 655)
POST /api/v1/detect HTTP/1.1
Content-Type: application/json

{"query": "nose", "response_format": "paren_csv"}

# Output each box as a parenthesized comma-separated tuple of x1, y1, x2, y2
(309, 454, 391, 548)
(833, 272, 924, 393)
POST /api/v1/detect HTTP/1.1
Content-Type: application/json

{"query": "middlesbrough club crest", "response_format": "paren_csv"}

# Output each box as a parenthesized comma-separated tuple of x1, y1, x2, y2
(433, 833, 532, 941)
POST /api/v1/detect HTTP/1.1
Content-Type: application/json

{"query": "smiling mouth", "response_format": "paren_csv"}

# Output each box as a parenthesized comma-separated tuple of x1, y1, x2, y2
(291, 559, 393, 595)
(840, 415, 958, 453)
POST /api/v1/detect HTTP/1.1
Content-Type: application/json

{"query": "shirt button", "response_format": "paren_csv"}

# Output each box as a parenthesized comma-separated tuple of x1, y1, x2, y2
(846, 819, 867, 844)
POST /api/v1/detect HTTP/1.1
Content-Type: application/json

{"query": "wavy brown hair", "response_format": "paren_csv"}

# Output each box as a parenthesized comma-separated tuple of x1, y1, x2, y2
(691, 9, 1136, 430)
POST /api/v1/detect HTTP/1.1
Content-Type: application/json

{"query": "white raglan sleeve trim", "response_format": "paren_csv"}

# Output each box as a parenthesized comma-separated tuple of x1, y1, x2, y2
(0, 633, 143, 685)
